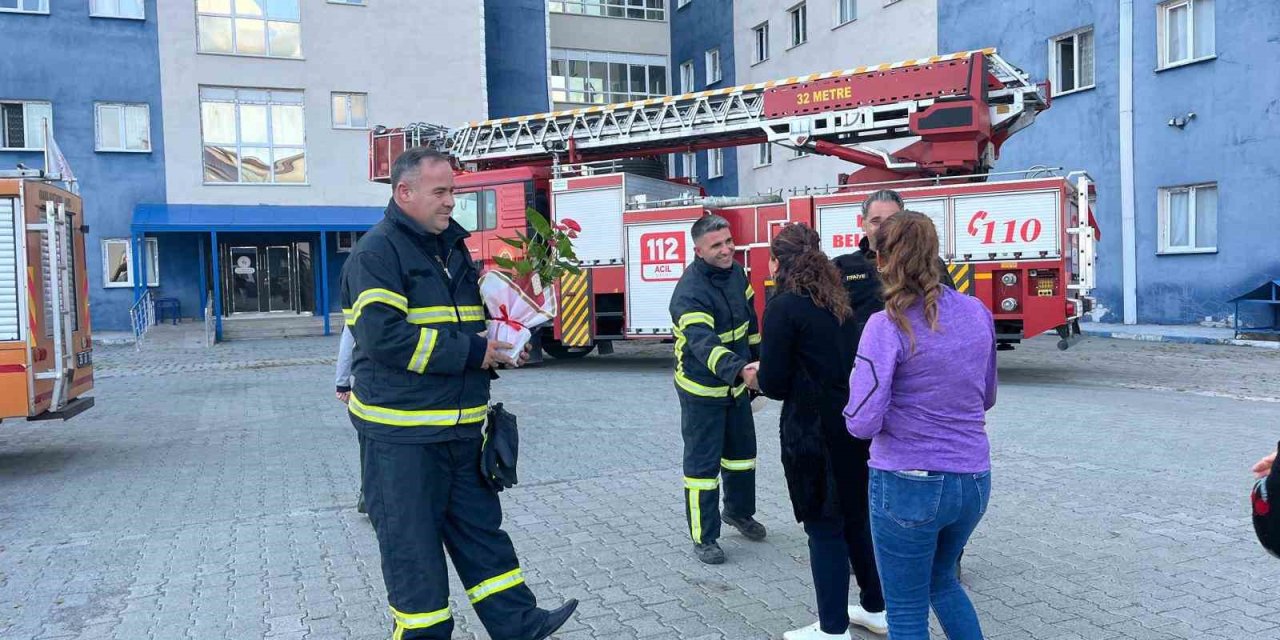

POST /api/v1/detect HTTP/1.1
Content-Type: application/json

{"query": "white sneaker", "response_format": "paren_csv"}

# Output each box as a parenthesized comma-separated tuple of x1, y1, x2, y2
(848, 606, 888, 635)
(783, 621, 851, 640)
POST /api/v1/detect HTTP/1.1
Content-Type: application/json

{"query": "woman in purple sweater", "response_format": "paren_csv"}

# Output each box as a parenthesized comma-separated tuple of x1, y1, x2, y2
(844, 212, 997, 640)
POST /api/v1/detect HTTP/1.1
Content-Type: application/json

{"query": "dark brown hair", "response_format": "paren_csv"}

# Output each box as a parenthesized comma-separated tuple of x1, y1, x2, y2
(771, 223, 851, 321)
(873, 211, 943, 350)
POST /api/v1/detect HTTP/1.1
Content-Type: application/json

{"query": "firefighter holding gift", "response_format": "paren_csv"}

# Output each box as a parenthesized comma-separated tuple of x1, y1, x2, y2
(669, 213, 767, 565)
(340, 147, 577, 640)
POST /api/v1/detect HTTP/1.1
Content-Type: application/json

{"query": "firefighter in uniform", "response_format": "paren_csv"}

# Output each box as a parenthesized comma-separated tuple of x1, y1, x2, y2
(669, 213, 767, 565)
(341, 147, 577, 640)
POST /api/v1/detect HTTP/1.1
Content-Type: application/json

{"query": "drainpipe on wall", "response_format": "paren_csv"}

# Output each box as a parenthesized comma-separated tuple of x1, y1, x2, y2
(1119, 0, 1138, 324)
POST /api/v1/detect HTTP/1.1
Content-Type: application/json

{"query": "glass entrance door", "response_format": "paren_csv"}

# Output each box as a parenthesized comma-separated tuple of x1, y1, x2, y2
(228, 246, 261, 313)
(264, 246, 294, 312)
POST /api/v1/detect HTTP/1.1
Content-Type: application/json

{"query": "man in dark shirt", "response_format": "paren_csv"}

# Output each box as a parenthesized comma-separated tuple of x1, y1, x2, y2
(831, 189, 955, 347)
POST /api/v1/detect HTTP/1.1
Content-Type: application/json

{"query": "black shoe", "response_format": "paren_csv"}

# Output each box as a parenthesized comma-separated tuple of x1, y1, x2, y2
(722, 512, 767, 541)
(531, 599, 579, 639)
(694, 542, 726, 565)
(356, 491, 367, 514)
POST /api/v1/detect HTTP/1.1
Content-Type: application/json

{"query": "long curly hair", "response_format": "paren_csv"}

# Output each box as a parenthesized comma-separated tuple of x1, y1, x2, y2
(873, 211, 943, 350)
(771, 223, 851, 321)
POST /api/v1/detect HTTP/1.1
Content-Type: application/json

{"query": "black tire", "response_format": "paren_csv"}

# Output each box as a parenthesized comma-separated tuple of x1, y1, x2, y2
(543, 341, 595, 360)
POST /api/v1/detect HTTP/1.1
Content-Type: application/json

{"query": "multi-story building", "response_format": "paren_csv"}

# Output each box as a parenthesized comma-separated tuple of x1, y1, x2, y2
(144, 0, 488, 336)
(730, 0, 937, 196)
(669, 0, 736, 196)
(939, 0, 1280, 325)
(0, 0, 165, 331)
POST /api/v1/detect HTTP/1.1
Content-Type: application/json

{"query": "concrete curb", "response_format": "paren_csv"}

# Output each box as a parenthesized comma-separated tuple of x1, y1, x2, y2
(1081, 327, 1280, 349)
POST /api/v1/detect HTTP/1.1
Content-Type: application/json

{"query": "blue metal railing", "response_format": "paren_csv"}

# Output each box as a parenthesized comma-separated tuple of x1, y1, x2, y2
(129, 289, 155, 350)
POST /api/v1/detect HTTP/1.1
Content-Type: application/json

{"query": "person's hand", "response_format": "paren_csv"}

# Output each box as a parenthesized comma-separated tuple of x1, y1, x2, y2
(483, 339, 517, 369)
(336, 391, 350, 404)
(1253, 452, 1276, 478)
(516, 342, 532, 367)
(741, 362, 760, 391)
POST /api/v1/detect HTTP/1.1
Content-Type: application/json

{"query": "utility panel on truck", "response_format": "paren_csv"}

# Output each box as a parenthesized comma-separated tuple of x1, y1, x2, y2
(550, 173, 697, 266)
(0, 176, 95, 422)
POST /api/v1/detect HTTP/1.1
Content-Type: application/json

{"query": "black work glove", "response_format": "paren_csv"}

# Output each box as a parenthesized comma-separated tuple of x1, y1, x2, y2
(481, 403, 520, 492)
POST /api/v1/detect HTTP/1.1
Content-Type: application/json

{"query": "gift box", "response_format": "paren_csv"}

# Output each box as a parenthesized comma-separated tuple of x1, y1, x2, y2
(480, 271, 558, 365)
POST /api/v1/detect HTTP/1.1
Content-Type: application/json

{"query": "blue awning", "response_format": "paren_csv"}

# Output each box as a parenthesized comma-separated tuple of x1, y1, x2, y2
(132, 203, 386, 232)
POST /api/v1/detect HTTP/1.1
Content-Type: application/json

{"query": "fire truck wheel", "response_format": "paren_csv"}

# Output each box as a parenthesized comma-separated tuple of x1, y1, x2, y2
(543, 341, 596, 360)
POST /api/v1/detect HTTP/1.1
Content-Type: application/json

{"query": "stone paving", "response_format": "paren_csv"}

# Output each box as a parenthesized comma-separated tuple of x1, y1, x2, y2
(2, 335, 1279, 639)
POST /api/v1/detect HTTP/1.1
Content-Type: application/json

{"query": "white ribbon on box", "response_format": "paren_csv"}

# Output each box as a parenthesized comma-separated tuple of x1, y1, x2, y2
(479, 271, 559, 364)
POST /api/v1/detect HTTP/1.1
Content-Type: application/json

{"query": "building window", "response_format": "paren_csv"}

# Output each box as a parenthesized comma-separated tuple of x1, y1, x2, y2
(1049, 27, 1094, 96)
(708, 149, 724, 178)
(755, 143, 772, 167)
(196, 0, 301, 59)
(683, 151, 697, 180)
(91, 0, 144, 19)
(200, 87, 307, 184)
(679, 60, 695, 93)
(551, 0, 665, 21)
(0, 0, 47, 14)
(549, 49, 668, 105)
(752, 22, 769, 64)
(705, 49, 721, 85)
(331, 92, 367, 129)
(95, 103, 151, 152)
(102, 238, 158, 288)
(1159, 0, 1214, 68)
(1159, 183, 1217, 254)
(454, 190, 498, 233)
(327, 0, 365, 4)
(837, 0, 856, 25)
(789, 3, 807, 48)
(335, 231, 365, 252)
(0, 101, 52, 151)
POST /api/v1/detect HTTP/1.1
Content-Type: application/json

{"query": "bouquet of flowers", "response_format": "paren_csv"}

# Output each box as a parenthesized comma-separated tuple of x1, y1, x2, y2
(479, 208, 582, 363)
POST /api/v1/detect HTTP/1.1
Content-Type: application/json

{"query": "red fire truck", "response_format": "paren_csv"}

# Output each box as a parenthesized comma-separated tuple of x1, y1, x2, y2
(369, 49, 1097, 356)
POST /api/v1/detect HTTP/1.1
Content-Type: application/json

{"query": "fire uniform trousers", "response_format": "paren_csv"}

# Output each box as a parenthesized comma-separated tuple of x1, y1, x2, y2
(669, 257, 761, 545)
(340, 200, 549, 639)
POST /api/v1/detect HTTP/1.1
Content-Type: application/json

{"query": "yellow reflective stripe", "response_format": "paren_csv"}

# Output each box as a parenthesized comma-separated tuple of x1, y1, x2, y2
(407, 306, 458, 324)
(408, 328, 438, 374)
(721, 458, 757, 471)
(352, 288, 408, 324)
(349, 395, 488, 427)
(466, 568, 525, 604)
(748, 333, 761, 345)
(707, 346, 732, 374)
(390, 605, 451, 630)
(342, 308, 356, 326)
(457, 305, 486, 322)
(675, 372, 730, 398)
(406, 305, 487, 325)
(684, 476, 719, 490)
(718, 321, 749, 342)
(745, 284, 755, 299)
(677, 312, 715, 330)
(732, 382, 748, 397)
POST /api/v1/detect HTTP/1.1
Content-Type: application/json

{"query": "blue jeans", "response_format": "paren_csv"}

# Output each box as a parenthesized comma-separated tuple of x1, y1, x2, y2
(868, 468, 991, 640)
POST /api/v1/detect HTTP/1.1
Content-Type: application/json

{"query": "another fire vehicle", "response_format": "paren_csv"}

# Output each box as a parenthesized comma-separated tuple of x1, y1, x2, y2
(0, 172, 95, 421)
(369, 49, 1097, 356)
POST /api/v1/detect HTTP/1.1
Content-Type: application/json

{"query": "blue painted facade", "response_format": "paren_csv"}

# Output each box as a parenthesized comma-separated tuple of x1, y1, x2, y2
(0, 0, 165, 331)
(670, 0, 737, 197)
(940, 0, 1280, 324)
(485, 0, 551, 118)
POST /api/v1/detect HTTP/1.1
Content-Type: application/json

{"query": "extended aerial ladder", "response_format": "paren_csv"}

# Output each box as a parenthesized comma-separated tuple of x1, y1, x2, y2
(371, 49, 1049, 185)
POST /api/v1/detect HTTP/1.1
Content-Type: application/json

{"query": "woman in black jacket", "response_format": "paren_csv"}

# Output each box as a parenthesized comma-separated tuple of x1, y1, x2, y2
(750, 223, 887, 639)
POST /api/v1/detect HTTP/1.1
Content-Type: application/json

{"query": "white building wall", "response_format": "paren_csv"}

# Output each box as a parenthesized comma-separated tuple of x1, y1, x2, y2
(734, 0, 937, 195)
(157, 0, 488, 207)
